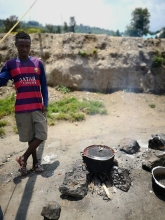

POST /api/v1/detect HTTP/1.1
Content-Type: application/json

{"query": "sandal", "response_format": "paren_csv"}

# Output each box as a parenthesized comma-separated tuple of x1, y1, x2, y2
(33, 162, 44, 172)
(20, 164, 30, 176)
(16, 156, 29, 176)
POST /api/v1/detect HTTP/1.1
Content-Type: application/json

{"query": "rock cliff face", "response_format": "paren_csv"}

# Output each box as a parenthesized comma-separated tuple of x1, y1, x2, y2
(0, 33, 165, 93)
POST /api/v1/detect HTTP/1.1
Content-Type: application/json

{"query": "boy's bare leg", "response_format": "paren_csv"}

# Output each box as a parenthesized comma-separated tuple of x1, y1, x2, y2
(16, 138, 44, 174)
(31, 149, 38, 167)
(23, 138, 43, 163)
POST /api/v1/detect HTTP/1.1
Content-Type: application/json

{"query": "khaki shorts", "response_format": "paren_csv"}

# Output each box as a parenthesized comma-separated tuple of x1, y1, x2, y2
(15, 111, 47, 142)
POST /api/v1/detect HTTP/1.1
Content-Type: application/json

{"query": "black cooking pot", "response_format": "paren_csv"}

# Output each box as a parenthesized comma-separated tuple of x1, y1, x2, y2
(81, 145, 115, 174)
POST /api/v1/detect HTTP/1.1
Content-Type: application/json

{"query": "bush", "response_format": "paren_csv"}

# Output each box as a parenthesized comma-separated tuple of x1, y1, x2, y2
(78, 50, 88, 57)
(56, 85, 71, 94)
(152, 51, 165, 67)
(152, 56, 165, 67)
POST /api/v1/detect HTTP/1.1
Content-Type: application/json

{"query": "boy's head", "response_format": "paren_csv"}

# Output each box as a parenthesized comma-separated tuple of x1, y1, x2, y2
(15, 31, 31, 43)
(15, 31, 31, 60)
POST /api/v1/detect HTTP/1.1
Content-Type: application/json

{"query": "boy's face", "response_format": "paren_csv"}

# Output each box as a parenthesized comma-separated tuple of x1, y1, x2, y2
(15, 39, 31, 60)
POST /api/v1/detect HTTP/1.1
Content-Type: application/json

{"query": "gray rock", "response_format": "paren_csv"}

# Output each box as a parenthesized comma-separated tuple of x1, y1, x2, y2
(119, 138, 140, 154)
(142, 149, 165, 171)
(148, 133, 165, 150)
(109, 166, 131, 192)
(41, 201, 61, 220)
(59, 160, 88, 198)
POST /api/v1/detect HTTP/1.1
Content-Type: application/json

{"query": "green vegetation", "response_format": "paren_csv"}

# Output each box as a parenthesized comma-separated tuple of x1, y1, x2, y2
(78, 50, 89, 57)
(93, 49, 97, 54)
(13, 125, 18, 134)
(0, 17, 120, 36)
(0, 128, 5, 136)
(0, 94, 107, 130)
(1, 11, 165, 37)
(0, 94, 15, 118)
(56, 85, 71, 94)
(92, 49, 98, 57)
(0, 120, 8, 127)
(152, 51, 165, 67)
(149, 104, 156, 108)
(3, 15, 21, 32)
(125, 8, 150, 37)
(47, 96, 107, 124)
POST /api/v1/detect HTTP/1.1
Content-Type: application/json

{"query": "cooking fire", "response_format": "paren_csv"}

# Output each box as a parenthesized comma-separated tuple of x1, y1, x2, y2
(59, 145, 131, 200)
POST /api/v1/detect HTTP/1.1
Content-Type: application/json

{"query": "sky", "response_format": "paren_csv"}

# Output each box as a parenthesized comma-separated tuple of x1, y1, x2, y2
(0, 0, 165, 32)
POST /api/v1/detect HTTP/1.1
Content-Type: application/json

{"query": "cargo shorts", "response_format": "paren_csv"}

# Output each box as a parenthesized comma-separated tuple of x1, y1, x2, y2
(15, 111, 47, 142)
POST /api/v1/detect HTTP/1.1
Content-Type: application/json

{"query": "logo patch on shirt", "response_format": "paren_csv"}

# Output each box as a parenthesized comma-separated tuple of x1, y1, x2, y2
(34, 68, 38, 73)
(19, 76, 36, 85)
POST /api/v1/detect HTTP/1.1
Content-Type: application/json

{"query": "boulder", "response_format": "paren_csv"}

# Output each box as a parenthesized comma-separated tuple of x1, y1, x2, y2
(59, 160, 88, 198)
(148, 133, 165, 150)
(109, 166, 131, 192)
(119, 138, 140, 154)
(142, 149, 165, 171)
(41, 201, 61, 220)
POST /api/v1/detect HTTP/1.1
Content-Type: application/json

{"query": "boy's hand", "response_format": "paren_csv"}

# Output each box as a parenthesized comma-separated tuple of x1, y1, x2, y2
(42, 106, 47, 114)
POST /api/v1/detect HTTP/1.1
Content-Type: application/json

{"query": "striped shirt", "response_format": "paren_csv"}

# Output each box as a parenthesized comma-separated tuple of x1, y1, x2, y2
(0, 56, 48, 113)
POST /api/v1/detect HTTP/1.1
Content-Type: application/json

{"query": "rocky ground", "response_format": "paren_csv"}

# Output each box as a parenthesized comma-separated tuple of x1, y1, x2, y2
(0, 87, 165, 220)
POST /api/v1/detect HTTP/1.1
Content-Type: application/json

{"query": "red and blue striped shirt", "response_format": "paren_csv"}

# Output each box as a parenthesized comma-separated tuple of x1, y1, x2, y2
(0, 56, 48, 113)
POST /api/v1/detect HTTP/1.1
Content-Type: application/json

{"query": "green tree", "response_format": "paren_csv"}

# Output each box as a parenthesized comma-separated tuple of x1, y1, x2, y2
(56, 26, 61, 34)
(69, 16, 76, 32)
(126, 8, 150, 37)
(27, 20, 40, 27)
(63, 22, 68, 33)
(45, 24, 55, 33)
(124, 25, 138, 37)
(116, 30, 121, 36)
(3, 15, 21, 32)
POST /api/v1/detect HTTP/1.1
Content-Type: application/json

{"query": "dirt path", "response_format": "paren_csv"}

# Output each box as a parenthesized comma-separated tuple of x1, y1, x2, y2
(0, 89, 165, 220)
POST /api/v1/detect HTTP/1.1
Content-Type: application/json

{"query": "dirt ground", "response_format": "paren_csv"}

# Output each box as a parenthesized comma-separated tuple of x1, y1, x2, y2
(0, 87, 165, 220)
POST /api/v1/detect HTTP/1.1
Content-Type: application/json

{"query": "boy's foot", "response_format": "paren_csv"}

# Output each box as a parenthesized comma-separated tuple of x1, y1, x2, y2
(33, 162, 44, 172)
(16, 156, 29, 176)
(16, 156, 23, 167)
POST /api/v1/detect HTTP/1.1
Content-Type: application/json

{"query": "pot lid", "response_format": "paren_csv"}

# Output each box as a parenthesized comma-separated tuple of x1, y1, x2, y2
(83, 145, 114, 160)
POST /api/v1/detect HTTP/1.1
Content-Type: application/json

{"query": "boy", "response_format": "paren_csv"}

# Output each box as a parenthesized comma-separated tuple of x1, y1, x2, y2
(0, 31, 48, 176)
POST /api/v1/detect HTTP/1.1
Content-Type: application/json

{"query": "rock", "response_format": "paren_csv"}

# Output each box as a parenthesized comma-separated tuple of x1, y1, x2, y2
(59, 160, 88, 198)
(148, 133, 165, 150)
(119, 138, 140, 154)
(41, 201, 61, 220)
(109, 166, 131, 192)
(142, 149, 165, 171)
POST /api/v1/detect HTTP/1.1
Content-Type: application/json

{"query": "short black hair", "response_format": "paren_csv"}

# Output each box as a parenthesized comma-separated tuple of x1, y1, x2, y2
(15, 31, 31, 42)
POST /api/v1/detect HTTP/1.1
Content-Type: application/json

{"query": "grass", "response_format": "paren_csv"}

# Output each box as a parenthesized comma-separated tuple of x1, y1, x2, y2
(13, 125, 18, 134)
(78, 50, 88, 57)
(0, 120, 8, 136)
(47, 96, 107, 124)
(0, 94, 15, 118)
(0, 93, 107, 130)
(149, 104, 156, 108)
(0, 120, 8, 127)
(56, 85, 71, 94)
(0, 128, 5, 136)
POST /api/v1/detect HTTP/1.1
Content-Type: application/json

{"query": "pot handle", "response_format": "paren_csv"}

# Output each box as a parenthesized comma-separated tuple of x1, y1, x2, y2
(80, 152, 84, 157)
